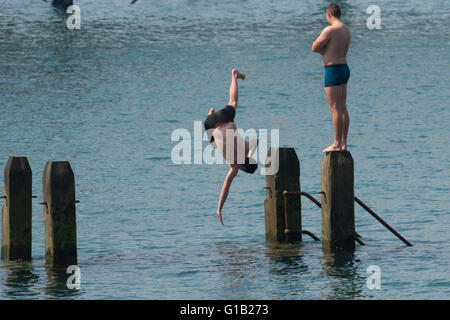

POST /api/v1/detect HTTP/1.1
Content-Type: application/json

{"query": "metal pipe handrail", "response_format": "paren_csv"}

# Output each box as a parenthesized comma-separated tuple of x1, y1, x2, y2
(299, 229, 320, 241)
(283, 190, 322, 208)
(284, 228, 320, 241)
(283, 190, 365, 245)
(282, 191, 320, 242)
(283, 191, 412, 246)
(354, 197, 413, 247)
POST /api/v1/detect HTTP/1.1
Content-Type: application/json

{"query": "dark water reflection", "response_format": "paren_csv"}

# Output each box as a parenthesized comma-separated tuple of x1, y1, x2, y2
(265, 242, 308, 275)
(3, 262, 40, 298)
(45, 267, 82, 299)
(1, 261, 82, 299)
(320, 248, 365, 299)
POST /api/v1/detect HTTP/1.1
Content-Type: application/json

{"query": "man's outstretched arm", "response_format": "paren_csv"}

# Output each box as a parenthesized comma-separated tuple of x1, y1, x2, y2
(216, 166, 239, 225)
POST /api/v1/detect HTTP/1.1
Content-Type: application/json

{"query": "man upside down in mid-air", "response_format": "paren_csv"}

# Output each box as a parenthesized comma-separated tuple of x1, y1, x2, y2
(204, 69, 258, 225)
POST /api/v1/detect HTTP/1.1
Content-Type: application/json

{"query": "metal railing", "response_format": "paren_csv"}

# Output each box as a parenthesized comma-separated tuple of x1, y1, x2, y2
(354, 197, 413, 246)
(283, 190, 366, 245)
(282, 191, 320, 241)
(281, 190, 412, 247)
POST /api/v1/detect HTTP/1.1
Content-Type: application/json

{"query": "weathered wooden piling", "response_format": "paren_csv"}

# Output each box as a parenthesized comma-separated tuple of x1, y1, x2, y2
(42, 161, 77, 267)
(1, 157, 32, 261)
(264, 147, 302, 242)
(320, 151, 355, 250)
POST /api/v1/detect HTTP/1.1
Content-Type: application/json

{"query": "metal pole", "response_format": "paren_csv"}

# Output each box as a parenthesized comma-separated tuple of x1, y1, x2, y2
(284, 190, 364, 245)
(283, 191, 320, 242)
(354, 197, 412, 247)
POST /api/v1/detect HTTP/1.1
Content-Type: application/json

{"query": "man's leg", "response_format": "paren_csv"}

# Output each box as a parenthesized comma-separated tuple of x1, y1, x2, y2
(323, 84, 346, 152)
(228, 68, 246, 107)
(340, 84, 349, 150)
(247, 138, 259, 159)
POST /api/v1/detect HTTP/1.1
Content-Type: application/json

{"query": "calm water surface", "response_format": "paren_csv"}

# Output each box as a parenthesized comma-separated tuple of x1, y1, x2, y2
(0, 0, 449, 299)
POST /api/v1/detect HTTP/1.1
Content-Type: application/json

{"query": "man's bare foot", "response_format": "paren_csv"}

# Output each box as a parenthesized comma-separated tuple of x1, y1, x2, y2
(216, 210, 224, 225)
(232, 68, 246, 80)
(208, 108, 215, 115)
(322, 144, 344, 153)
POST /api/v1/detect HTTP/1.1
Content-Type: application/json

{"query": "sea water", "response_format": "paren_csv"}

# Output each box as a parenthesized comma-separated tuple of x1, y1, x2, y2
(0, 0, 448, 299)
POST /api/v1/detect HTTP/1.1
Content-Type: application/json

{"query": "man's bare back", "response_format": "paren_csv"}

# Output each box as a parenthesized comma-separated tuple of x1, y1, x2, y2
(313, 22, 350, 66)
(321, 23, 350, 66)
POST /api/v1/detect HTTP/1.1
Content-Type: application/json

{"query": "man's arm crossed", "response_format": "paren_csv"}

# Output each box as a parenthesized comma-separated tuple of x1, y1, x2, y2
(312, 27, 331, 53)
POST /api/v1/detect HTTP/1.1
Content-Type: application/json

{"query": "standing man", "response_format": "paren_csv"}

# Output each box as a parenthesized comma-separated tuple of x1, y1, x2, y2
(312, 4, 351, 152)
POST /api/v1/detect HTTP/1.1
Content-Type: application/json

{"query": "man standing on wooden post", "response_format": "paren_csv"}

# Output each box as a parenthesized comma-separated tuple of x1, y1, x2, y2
(312, 4, 351, 153)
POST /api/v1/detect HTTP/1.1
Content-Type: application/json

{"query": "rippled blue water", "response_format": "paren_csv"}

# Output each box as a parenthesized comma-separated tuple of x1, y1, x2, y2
(0, 0, 449, 299)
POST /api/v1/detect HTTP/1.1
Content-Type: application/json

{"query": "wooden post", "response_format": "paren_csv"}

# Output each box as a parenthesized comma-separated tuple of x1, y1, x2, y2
(1, 157, 32, 261)
(42, 161, 77, 267)
(264, 147, 302, 242)
(321, 151, 355, 250)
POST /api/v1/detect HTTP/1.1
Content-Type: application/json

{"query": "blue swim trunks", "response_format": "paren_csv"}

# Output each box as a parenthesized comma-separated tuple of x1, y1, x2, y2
(324, 64, 350, 87)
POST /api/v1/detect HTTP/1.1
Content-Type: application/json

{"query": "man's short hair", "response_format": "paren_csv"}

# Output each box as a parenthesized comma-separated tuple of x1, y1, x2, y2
(327, 4, 341, 18)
